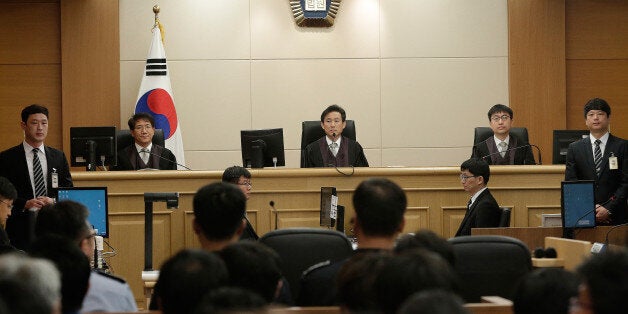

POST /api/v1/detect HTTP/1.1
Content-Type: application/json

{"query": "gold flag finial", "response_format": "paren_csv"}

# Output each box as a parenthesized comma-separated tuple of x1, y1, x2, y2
(152, 5, 165, 44)
(153, 5, 160, 14)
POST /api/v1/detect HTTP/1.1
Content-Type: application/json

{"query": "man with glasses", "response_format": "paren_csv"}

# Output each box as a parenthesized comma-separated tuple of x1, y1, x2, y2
(472, 104, 535, 165)
(455, 158, 501, 237)
(0, 177, 17, 249)
(222, 166, 258, 240)
(113, 112, 177, 170)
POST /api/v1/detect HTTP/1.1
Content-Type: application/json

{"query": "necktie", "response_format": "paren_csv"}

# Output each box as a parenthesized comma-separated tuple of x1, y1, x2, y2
(140, 148, 150, 164)
(594, 139, 602, 177)
(498, 141, 508, 158)
(467, 199, 472, 210)
(32, 148, 47, 197)
(330, 142, 338, 157)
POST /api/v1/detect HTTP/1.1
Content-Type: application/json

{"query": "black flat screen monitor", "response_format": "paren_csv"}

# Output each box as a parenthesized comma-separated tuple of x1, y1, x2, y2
(553, 130, 589, 164)
(57, 187, 109, 238)
(240, 128, 285, 168)
(561, 180, 596, 229)
(70, 126, 117, 170)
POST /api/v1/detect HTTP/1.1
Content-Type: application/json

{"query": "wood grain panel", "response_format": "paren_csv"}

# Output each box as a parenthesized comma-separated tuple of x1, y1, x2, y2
(566, 60, 628, 138)
(566, 0, 628, 59)
(508, 0, 566, 163)
(0, 2, 60, 64)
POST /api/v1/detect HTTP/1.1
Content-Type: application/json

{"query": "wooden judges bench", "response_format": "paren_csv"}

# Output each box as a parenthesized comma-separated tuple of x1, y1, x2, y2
(73, 165, 565, 309)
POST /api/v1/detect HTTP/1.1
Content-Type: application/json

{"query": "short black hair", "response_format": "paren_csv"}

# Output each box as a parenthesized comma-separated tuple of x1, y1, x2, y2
(398, 289, 469, 314)
(577, 250, 628, 314)
(583, 98, 611, 118)
(0, 177, 17, 201)
(352, 178, 407, 237)
(128, 112, 156, 130)
(193, 287, 267, 314)
(394, 230, 456, 268)
(193, 182, 246, 241)
(221, 166, 251, 184)
(35, 200, 91, 244)
(461, 158, 490, 185)
(513, 268, 579, 314)
(21, 104, 49, 123)
(487, 104, 513, 121)
(320, 104, 346, 122)
(337, 251, 393, 312)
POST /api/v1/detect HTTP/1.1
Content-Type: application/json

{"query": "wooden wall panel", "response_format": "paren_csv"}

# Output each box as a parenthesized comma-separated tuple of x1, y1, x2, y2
(508, 0, 566, 164)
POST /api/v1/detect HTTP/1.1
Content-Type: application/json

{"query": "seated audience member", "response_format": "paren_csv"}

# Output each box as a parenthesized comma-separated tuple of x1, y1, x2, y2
(375, 249, 460, 314)
(219, 242, 283, 304)
(455, 158, 501, 236)
(571, 250, 628, 314)
(29, 235, 91, 314)
(34, 200, 137, 313)
(113, 112, 177, 170)
(153, 249, 228, 314)
(193, 287, 267, 314)
(0, 253, 61, 313)
(0, 177, 17, 249)
(394, 229, 456, 268)
(513, 268, 579, 314)
(221, 166, 258, 240)
(0, 278, 53, 314)
(472, 104, 535, 165)
(336, 252, 392, 313)
(398, 289, 469, 314)
(301, 104, 369, 168)
(298, 178, 407, 306)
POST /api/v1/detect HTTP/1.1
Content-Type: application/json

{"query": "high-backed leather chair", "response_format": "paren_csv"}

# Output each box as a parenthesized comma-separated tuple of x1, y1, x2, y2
(259, 228, 354, 301)
(473, 127, 529, 146)
(499, 207, 512, 227)
(448, 235, 531, 302)
(300, 120, 356, 167)
(116, 129, 165, 150)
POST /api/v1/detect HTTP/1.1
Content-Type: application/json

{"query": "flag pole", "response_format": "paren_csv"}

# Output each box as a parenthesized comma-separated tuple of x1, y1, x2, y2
(153, 5, 165, 43)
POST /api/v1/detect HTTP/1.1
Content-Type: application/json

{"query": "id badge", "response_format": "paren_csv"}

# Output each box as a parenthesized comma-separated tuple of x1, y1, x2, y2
(609, 153, 618, 170)
(51, 168, 59, 188)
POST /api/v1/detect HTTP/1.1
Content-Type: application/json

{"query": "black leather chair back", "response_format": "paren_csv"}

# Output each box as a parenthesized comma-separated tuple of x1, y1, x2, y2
(300, 120, 356, 150)
(116, 129, 165, 150)
(473, 127, 529, 145)
(499, 207, 511, 227)
(259, 228, 353, 301)
(448, 235, 531, 302)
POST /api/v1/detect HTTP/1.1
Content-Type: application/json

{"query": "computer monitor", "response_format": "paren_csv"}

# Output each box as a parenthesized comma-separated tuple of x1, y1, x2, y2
(57, 187, 109, 238)
(240, 128, 285, 168)
(561, 180, 596, 230)
(552, 130, 589, 164)
(70, 126, 117, 171)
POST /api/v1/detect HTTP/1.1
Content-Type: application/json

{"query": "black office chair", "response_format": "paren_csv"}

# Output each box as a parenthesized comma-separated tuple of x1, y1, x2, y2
(473, 127, 529, 146)
(448, 235, 531, 302)
(499, 207, 512, 227)
(258, 228, 354, 301)
(116, 129, 165, 150)
(300, 120, 356, 167)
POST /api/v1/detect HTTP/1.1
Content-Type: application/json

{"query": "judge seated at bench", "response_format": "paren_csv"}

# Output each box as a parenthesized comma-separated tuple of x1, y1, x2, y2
(113, 112, 177, 170)
(472, 104, 535, 165)
(301, 104, 369, 168)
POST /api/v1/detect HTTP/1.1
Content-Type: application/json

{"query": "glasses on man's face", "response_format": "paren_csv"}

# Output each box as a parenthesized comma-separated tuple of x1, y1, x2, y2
(238, 181, 252, 187)
(490, 115, 511, 122)
(460, 174, 478, 181)
(134, 124, 153, 131)
(0, 199, 13, 210)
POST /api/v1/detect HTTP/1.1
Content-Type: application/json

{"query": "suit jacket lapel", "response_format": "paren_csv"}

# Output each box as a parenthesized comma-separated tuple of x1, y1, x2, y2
(151, 145, 164, 168)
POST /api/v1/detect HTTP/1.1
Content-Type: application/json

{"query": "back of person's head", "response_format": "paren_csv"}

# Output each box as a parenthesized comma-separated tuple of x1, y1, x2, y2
(218, 242, 282, 303)
(375, 249, 460, 314)
(155, 249, 228, 314)
(394, 230, 456, 267)
(35, 200, 91, 244)
(583, 98, 611, 117)
(0, 176, 17, 200)
(512, 268, 579, 314)
(128, 112, 155, 129)
(398, 289, 469, 314)
(0, 278, 52, 314)
(336, 251, 393, 313)
(576, 249, 628, 314)
(193, 287, 268, 314)
(28, 234, 91, 313)
(460, 158, 490, 185)
(193, 182, 246, 241)
(320, 104, 346, 122)
(222, 166, 251, 184)
(352, 178, 407, 237)
(0, 254, 61, 312)
(21, 104, 49, 122)
(487, 104, 513, 120)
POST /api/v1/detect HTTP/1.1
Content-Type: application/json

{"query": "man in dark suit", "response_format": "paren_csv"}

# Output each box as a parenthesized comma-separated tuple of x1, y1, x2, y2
(113, 112, 177, 170)
(222, 166, 259, 241)
(455, 158, 501, 237)
(301, 105, 369, 168)
(0, 104, 73, 250)
(472, 104, 535, 165)
(565, 98, 627, 225)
